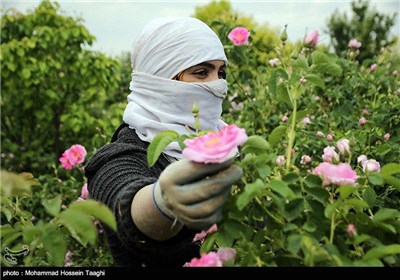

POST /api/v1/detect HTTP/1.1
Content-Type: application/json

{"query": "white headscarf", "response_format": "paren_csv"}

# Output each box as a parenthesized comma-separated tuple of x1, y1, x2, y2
(123, 17, 229, 160)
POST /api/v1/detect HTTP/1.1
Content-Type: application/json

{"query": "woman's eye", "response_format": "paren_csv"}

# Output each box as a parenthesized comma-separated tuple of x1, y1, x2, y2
(193, 70, 208, 76)
(219, 70, 226, 79)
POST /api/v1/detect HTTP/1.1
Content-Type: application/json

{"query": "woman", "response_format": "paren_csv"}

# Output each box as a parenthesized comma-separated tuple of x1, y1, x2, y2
(85, 16, 242, 267)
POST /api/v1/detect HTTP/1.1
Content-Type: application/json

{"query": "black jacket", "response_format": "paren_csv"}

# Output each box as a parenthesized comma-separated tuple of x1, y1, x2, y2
(85, 123, 199, 267)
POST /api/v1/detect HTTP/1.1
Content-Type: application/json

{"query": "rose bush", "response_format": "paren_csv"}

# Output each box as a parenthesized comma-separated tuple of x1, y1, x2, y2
(148, 24, 400, 267)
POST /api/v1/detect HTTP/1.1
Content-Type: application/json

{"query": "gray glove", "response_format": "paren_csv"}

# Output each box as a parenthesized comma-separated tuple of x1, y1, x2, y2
(152, 158, 242, 230)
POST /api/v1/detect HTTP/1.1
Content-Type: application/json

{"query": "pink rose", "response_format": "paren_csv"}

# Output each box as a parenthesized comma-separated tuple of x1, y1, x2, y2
(228, 27, 250, 46)
(216, 247, 236, 264)
(302, 117, 311, 125)
(336, 139, 350, 156)
(357, 155, 368, 165)
(384, 133, 390, 140)
(313, 162, 358, 187)
(362, 159, 381, 173)
(184, 247, 236, 267)
(300, 155, 312, 165)
(80, 183, 88, 200)
(316, 131, 325, 137)
(282, 115, 288, 122)
(269, 58, 280, 67)
(322, 146, 339, 163)
(59, 144, 87, 170)
(347, 224, 357, 237)
(184, 252, 223, 267)
(304, 30, 319, 48)
(326, 133, 334, 141)
(182, 124, 248, 164)
(359, 117, 366, 126)
(370, 64, 377, 72)
(348, 39, 362, 49)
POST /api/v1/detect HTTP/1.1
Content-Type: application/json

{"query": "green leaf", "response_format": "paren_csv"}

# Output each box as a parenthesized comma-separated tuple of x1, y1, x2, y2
(287, 234, 302, 255)
(362, 187, 376, 208)
(339, 185, 357, 199)
(381, 163, 400, 175)
(147, 130, 179, 167)
(304, 174, 323, 188)
(368, 173, 384, 186)
(363, 244, 400, 261)
(312, 50, 331, 64)
(381, 174, 400, 190)
(305, 186, 329, 204)
(268, 179, 294, 199)
(277, 84, 292, 108)
(41, 225, 67, 266)
(373, 208, 400, 222)
(291, 56, 309, 70)
(268, 68, 288, 95)
(242, 135, 270, 154)
(69, 199, 116, 231)
(306, 74, 325, 89)
(314, 63, 342, 76)
(256, 164, 271, 179)
(268, 125, 287, 147)
(59, 208, 97, 246)
(236, 179, 265, 211)
(42, 195, 62, 217)
(284, 198, 305, 221)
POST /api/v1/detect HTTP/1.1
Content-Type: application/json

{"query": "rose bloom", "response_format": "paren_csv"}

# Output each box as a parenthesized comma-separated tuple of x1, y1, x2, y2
(228, 27, 250, 46)
(276, 155, 286, 166)
(80, 183, 88, 200)
(326, 133, 334, 141)
(348, 39, 362, 49)
(184, 252, 223, 267)
(384, 133, 390, 140)
(316, 131, 325, 137)
(182, 124, 248, 163)
(359, 117, 366, 126)
(269, 58, 280, 67)
(322, 146, 339, 163)
(304, 30, 319, 47)
(347, 224, 357, 237)
(336, 139, 350, 156)
(282, 115, 288, 122)
(184, 248, 236, 267)
(302, 117, 311, 125)
(362, 159, 381, 173)
(370, 64, 377, 71)
(357, 155, 368, 165)
(300, 155, 312, 165)
(313, 162, 359, 187)
(59, 144, 87, 170)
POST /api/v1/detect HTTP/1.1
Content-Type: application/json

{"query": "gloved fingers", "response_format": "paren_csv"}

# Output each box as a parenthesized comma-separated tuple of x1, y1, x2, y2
(176, 208, 223, 231)
(172, 165, 243, 204)
(160, 158, 234, 186)
(171, 187, 231, 220)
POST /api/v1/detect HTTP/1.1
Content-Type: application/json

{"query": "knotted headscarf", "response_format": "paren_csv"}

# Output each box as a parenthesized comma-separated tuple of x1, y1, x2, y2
(123, 17, 229, 160)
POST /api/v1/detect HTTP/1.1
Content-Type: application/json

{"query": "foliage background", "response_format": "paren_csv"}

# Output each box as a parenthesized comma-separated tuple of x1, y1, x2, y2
(1, 0, 399, 267)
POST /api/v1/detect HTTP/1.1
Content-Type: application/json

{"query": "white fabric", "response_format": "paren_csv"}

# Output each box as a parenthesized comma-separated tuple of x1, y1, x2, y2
(123, 72, 228, 159)
(123, 17, 229, 160)
(130, 16, 227, 78)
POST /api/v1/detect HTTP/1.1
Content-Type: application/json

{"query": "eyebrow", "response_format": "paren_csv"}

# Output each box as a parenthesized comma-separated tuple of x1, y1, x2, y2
(193, 62, 225, 69)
